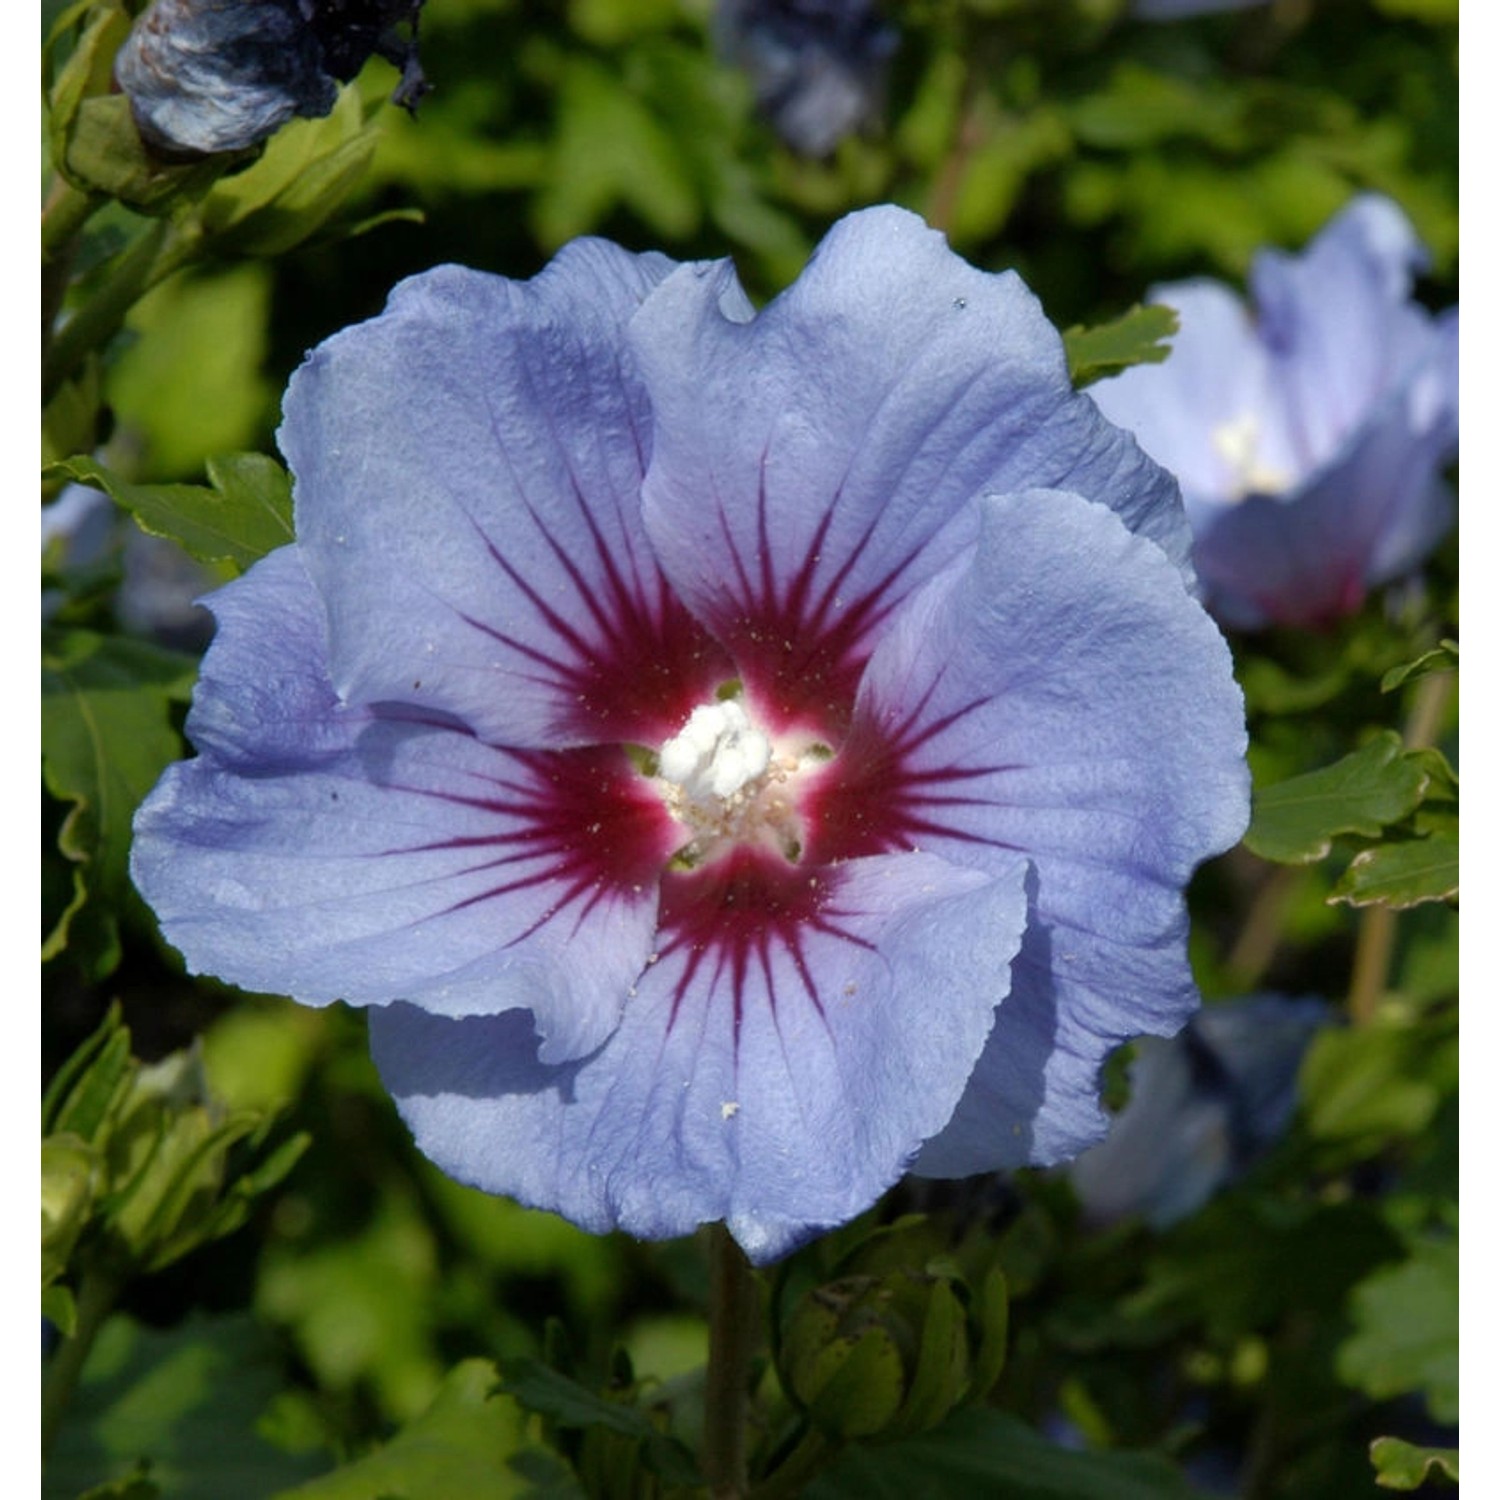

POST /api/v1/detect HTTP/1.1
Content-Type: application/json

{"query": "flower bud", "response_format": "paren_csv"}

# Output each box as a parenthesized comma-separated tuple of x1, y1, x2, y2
(780, 1259, 1007, 1441)
(115, 0, 428, 157)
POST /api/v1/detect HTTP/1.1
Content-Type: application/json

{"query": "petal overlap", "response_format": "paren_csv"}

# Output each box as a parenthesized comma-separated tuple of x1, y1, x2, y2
(812, 487, 1248, 1170)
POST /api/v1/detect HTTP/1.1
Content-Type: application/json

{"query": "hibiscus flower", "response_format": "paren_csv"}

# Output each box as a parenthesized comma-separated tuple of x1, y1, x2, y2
(132, 207, 1248, 1262)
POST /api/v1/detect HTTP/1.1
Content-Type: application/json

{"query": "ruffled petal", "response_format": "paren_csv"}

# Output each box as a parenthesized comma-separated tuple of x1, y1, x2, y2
(131, 549, 676, 1061)
(278, 241, 732, 751)
(1249, 194, 1438, 463)
(630, 205, 1189, 735)
(369, 847, 1029, 1263)
(801, 487, 1247, 1172)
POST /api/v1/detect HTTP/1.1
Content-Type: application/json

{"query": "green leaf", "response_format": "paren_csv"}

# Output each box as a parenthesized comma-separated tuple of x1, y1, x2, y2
(965, 1266, 1009, 1404)
(534, 56, 699, 247)
(1064, 304, 1178, 388)
(1134, 1195, 1399, 1346)
(1244, 732, 1429, 864)
(805, 1407, 1206, 1500)
(1301, 1021, 1456, 1148)
(1330, 825, 1458, 909)
(1066, 63, 1245, 152)
(894, 1279, 968, 1434)
(43, 1282, 79, 1339)
(499, 1356, 656, 1438)
(42, 629, 197, 976)
(1338, 1236, 1458, 1424)
(1370, 1436, 1459, 1490)
(107, 266, 276, 477)
(1382, 640, 1458, 693)
(497, 1357, 700, 1487)
(195, 87, 379, 256)
(259, 1191, 447, 1424)
(45, 453, 293, 571)
(274, 1360, 529, 1500)
(1371, 0, 1457, 20)
(75, 1463, 163, 1500)
(43, 1003, 134, 1141)
(46, 1314, 326, 1500)
(42, 1133, 100, 1290)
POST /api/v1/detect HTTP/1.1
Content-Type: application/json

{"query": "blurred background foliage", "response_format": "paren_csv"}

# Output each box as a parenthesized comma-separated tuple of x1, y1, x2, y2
(42, 0, 1457, 1495)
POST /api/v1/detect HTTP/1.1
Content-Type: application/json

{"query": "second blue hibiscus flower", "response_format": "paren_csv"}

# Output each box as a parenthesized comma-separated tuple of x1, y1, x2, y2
(1091, 195, 1458, 631)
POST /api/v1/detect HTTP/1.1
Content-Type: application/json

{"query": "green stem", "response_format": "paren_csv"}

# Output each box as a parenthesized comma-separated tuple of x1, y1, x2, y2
(702, 1225, 759, 1499)
(926, 78, 983, 238)
(41, 1267, 118, 1463)
(747, 1426, 837, 1500)
(1225, 863, 1300, 989)
(1346, 671, 1455, 1025)
(42, 218, 198, 406)
(42, 176, 102, 263)
(41, 177, 102, 373)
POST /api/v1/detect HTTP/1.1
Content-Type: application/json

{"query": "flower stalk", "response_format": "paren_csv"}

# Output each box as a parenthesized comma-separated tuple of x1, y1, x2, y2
(1347, 669, 1454, 1025)
(41, 1266, 119, 1464)
(42, 218, 198, 405)
(702, 1224, 759, 1498)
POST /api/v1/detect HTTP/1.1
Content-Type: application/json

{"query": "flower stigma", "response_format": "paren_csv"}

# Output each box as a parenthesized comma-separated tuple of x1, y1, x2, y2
(1211, 412, 1292, 500)
(654, 696, 820, 866)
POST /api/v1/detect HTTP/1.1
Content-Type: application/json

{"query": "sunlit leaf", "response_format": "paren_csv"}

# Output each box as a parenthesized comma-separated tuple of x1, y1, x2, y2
(106, 266, 276, 475)
(41, 629, 196, 976)
(1370, 1436, 1458, 1490)
(273, 1360, 527, 1500)
(1381, 640, 1458, 694)
(1244, 733, 1429, 864)
(1064, 304, 1178, 388)
(45, 453, 292, 571)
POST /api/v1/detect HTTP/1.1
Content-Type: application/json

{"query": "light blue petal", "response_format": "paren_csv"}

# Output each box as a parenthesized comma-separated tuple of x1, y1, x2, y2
(370, 847, 1029, 1263)
(1088, 195, 1457, 631)
(1250, 194, 1436, 465)
(1071, 994, 1330, 1227)
(131, 549, 672, 1062)
(278, 242, 732, 751)
(823, 488, 1247, 1173)
(1087, 279, 1288, 514)
(630, 205, 1190, 730)
(1191, 312, 1458, 629)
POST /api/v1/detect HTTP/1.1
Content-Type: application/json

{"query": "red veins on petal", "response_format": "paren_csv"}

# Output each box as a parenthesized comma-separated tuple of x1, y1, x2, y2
(707, 476, 927, 739)
(386, 744, 681, 941)
(456, 507, 733, 746)
(802, 677, 1021, 864)
(654, 847, 875, 1041)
